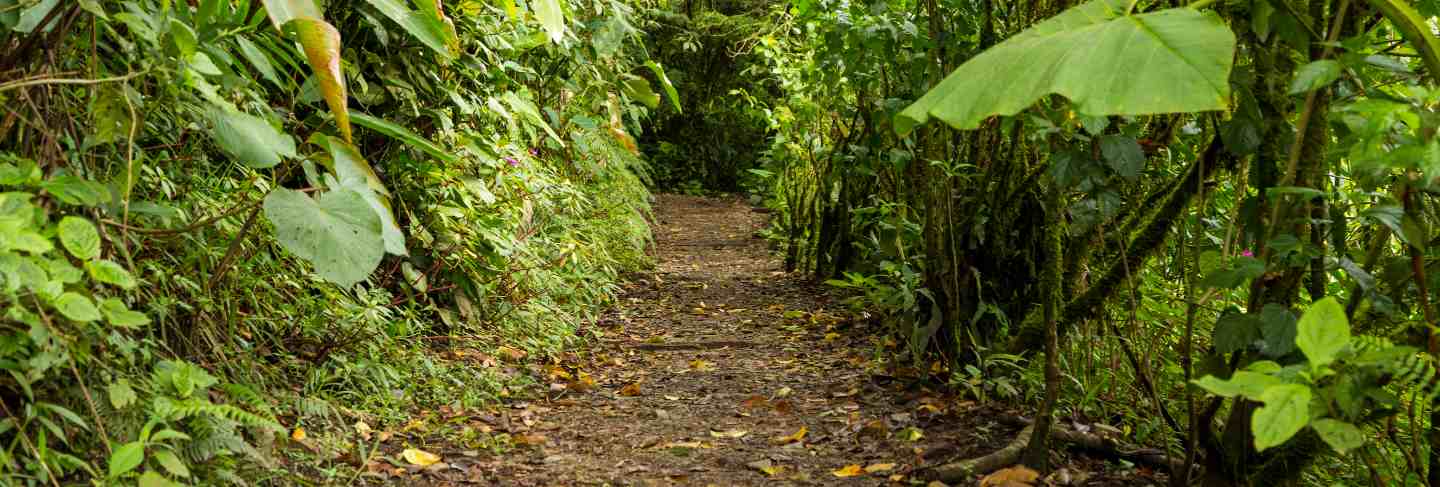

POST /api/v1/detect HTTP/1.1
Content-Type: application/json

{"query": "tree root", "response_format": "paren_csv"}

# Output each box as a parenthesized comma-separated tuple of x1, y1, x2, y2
(924, 418, 1189, 483)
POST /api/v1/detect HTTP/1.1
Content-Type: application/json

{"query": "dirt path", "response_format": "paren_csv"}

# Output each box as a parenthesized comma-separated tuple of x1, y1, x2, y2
(412, 194, 987, 486)
(398, 195, 1157, 486)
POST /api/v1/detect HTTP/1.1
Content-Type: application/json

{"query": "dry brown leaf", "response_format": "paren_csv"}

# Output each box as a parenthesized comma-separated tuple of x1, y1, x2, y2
(497, 346, 527, 361)
(513, 434, 548, 447)
(980, 466, 1040, 487)
(740, 394, 769, 409)
(619, 382, 643, 396)
(770, 426, 807, 445)
(832, 464, 863, 477)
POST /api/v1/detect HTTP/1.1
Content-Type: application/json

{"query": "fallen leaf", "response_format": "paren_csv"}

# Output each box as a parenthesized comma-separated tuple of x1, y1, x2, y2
(824, 332, 841, 341)
(568, 372, 595, 392)
(709, 429, 749, 439)
(832, 464, 863, 477)
(740, 394, 770, 409)
(513, 434, 548, 447)
(771, 426, 807, 445)
(497, 346, 527, 361)
(865, 463, 896, 473)
(775, 387, 793, 398)
(689, 359, 715, 371)
(746, 459, 783, 476)
(291, 427, 307, 441)
(620, 382, 643, 396)
(773, 400, 795, 415)
(896, 426, 924, 441)
(402, 448, 441, 466)
(354, 421, 372, 440)
(980, 466, 1040, 487)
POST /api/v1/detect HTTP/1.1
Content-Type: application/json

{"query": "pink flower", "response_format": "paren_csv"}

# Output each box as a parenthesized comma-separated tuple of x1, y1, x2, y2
(504, 157, 520, 167)
(1242, 250, 1254, 257)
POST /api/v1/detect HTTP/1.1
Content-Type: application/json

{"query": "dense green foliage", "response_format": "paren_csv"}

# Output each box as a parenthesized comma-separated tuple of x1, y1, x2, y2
(0, 0, 667, 483)
(640, 0, 1440, 484)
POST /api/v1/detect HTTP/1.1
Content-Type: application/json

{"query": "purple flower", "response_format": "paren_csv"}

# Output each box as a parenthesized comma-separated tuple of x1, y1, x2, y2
(1242, 250, 1254, 257)
(529, 147, 540, 156)
(504, 157, 520, 167)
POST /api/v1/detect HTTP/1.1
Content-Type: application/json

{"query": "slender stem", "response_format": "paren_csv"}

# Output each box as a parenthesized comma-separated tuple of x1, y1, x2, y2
(0, 70, 147, 93)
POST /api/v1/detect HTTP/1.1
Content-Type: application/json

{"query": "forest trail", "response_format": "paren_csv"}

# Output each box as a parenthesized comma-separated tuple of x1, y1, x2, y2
(416, 194, 1009, 485)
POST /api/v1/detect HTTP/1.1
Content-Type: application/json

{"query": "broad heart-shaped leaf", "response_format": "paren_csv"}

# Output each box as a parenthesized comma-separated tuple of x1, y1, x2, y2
(360, 0, 460, 59)
(260, 0, 321, 30)
(1310, 418, 1365, 453)
(206, 107, 297, 168)
(264, 187, 384, 287)
(58, 216, 101, 261)
(284, 18, 352, 142)
(1213, 312, 1261, 354)
(318, 136, 407, 256)
(896, 0, 1235, 134)
(1253, 384, 1311, 452)
(1296, 297, 1350, 370)
(532, 0, 566, 43)
(351, 112, 457, 162)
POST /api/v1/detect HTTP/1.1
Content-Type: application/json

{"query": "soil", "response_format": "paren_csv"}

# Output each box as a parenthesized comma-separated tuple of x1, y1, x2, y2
(375, 194, 1167, 486)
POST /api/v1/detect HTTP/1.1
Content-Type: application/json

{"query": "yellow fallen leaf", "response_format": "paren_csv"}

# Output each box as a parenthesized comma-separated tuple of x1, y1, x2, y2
(865, 463, 896, 473)
(689, 359, 715, 371)
(291, 427, 307, 441)
(402, 448, 441, 466)
(619, 382, 643, 396)
(709, 429, 749, 439)
(824, 332, 840, 341)
(354, 421, 372, 440)
(771, 426, 807, 445)
(897, 426, 924, 441)
(832, 464, 864, 477)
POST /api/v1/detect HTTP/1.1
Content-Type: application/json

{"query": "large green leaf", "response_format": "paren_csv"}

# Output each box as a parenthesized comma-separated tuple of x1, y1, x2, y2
(206, 108, 297, 169)
(533, 0, 566, 43)
(896, 0, 1235, 134)
(360, 0, 460, 59)
(57, 216, 101, 261)
(1253, 384, 1311, 452)
(318, 136, 407, 256)
(263, 188, 384, 287)
(1296, 297, 1350, 370)
(1191, 371, 1279, 399)
(1311, 418, 1365, 453)
(54, 292, 101, 322)
(646, 61, 682, 113)
(108, 441, 145, 477)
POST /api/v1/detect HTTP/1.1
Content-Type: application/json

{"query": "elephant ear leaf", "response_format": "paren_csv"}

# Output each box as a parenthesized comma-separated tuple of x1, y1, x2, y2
(896, 0, 1236, 134)
(264, 187, 384, 287)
